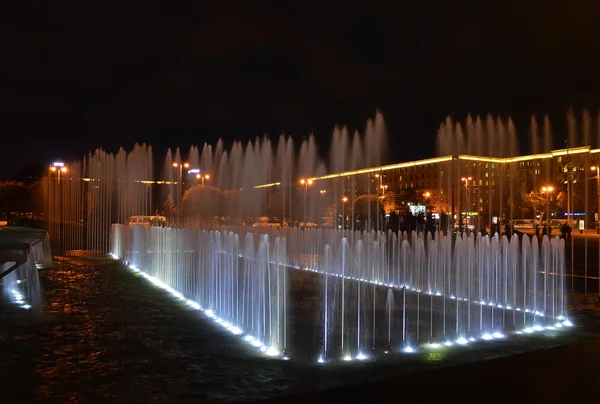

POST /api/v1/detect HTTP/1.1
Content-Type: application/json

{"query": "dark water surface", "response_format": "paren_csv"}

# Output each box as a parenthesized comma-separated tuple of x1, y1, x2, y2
(1, 258, 598, 403)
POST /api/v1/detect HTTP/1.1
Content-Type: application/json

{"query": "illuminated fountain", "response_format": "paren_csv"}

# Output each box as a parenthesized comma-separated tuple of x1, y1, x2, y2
(111, 223, 569, 362)
(43, 110, 582, 363)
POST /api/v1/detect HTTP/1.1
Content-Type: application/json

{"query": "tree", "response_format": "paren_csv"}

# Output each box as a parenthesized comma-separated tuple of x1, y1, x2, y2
(0, 181, 38, 214)
(555, 191, 582, 214)
(354, 195, 385, 217)
(180, 185, 223, 223)
(381, 195, 398, 215)
(524, 191, 547, 214)
(162, 194, 176, 222)
(353, 194, 385, 230)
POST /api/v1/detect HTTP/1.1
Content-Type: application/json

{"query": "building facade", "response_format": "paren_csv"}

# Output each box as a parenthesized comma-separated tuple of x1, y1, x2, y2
(310, 146, 600, 230)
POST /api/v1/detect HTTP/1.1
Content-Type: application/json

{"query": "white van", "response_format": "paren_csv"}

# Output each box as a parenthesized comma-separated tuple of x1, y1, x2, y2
(128, 216, 167, 228)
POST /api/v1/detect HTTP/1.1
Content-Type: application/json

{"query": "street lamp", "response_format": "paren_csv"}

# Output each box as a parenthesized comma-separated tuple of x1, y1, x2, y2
(541, 186, 554, 230)
(172, 162, 190, 205)
(461, 177, 472, 231)
(49, 162, 67, 255)
(592, 166, 600, 233)
(50, 161, 67, 183)
(375, 172, 384, 231)
(300, 178, 313, 228)
(195, 173, 210, 186)
(342, 196, 348, 229)
(380, 184, 388, 198)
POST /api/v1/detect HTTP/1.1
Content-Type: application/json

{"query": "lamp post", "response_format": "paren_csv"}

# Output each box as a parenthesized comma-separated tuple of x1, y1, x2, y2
(342, 196, 348, 230)
(591, 166, 600, 233)
(423, 191, 433, 232)
(461, 176, 472, 231)
(50, 162, 67, 255)
(172, 162, 190, 208)
(50, 161, 67, 184)
(300, 178, 313, 228)
(187, 168, 209, 186)
(375, 173, 384, 232)
(196, 173, 210, 186)
(541, 186, 554, 232)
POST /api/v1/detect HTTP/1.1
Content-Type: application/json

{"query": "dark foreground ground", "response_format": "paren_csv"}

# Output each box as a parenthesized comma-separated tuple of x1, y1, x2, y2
(1, 258, 599, 403)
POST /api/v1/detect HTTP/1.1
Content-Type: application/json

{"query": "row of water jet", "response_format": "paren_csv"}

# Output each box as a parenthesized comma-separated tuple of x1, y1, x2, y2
(111, 224, 288, 356)
(303, 230, 566, 361)
(163, 112, 387, 223)
(111, 223, 568, 362)
(43, 147, 153, 257)
(44, 112, 387, 254)
(436, 109, 600, 158)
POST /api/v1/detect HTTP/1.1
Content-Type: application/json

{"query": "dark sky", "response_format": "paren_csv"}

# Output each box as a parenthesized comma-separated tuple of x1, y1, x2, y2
(3, 1, 600, 179)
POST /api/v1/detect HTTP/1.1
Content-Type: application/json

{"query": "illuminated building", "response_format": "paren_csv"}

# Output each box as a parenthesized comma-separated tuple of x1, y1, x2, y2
(305, 146, 600, 229)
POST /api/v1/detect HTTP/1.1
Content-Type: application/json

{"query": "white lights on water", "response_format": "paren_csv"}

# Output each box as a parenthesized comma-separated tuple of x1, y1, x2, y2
(403, 346, 415, 353)
(554, 323, 563, 328)
(121, 261, 278, 356)
(563, 319, 573, 327)
(356, 353, 368, 360)
(456, 337, 468, 345)
(229, 327, 243, 335)
(343, 355, 353, 361)
(317, 356, 325, 363)
(524, 328, 534, 334)
(492, 332, 505, 339)
(481, 333, 494, 340)
(444, 341, 453, 346)
(533, 325, 544, 332)
(428, 343, 441, 349)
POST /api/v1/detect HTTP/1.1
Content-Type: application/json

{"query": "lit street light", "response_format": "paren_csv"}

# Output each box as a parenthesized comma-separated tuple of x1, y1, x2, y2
(50, 161, 67, 183)
(342, 196, 348, 230)
(541, 186, 554, 229)
(196, 173, 210, 186)
(300, 178, 313, 228)
(50, 161, 67, 255)
(592, 166, 600, 233)
(172, 162, 190, 207)
(461, 176, 472, 231)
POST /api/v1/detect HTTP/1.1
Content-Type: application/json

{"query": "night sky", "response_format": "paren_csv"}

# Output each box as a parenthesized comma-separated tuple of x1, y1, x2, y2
(3, 1, 600, 180)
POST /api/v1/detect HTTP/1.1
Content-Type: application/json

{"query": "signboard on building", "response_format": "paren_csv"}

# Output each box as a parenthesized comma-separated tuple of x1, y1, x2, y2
(409, 204, 426, 215)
